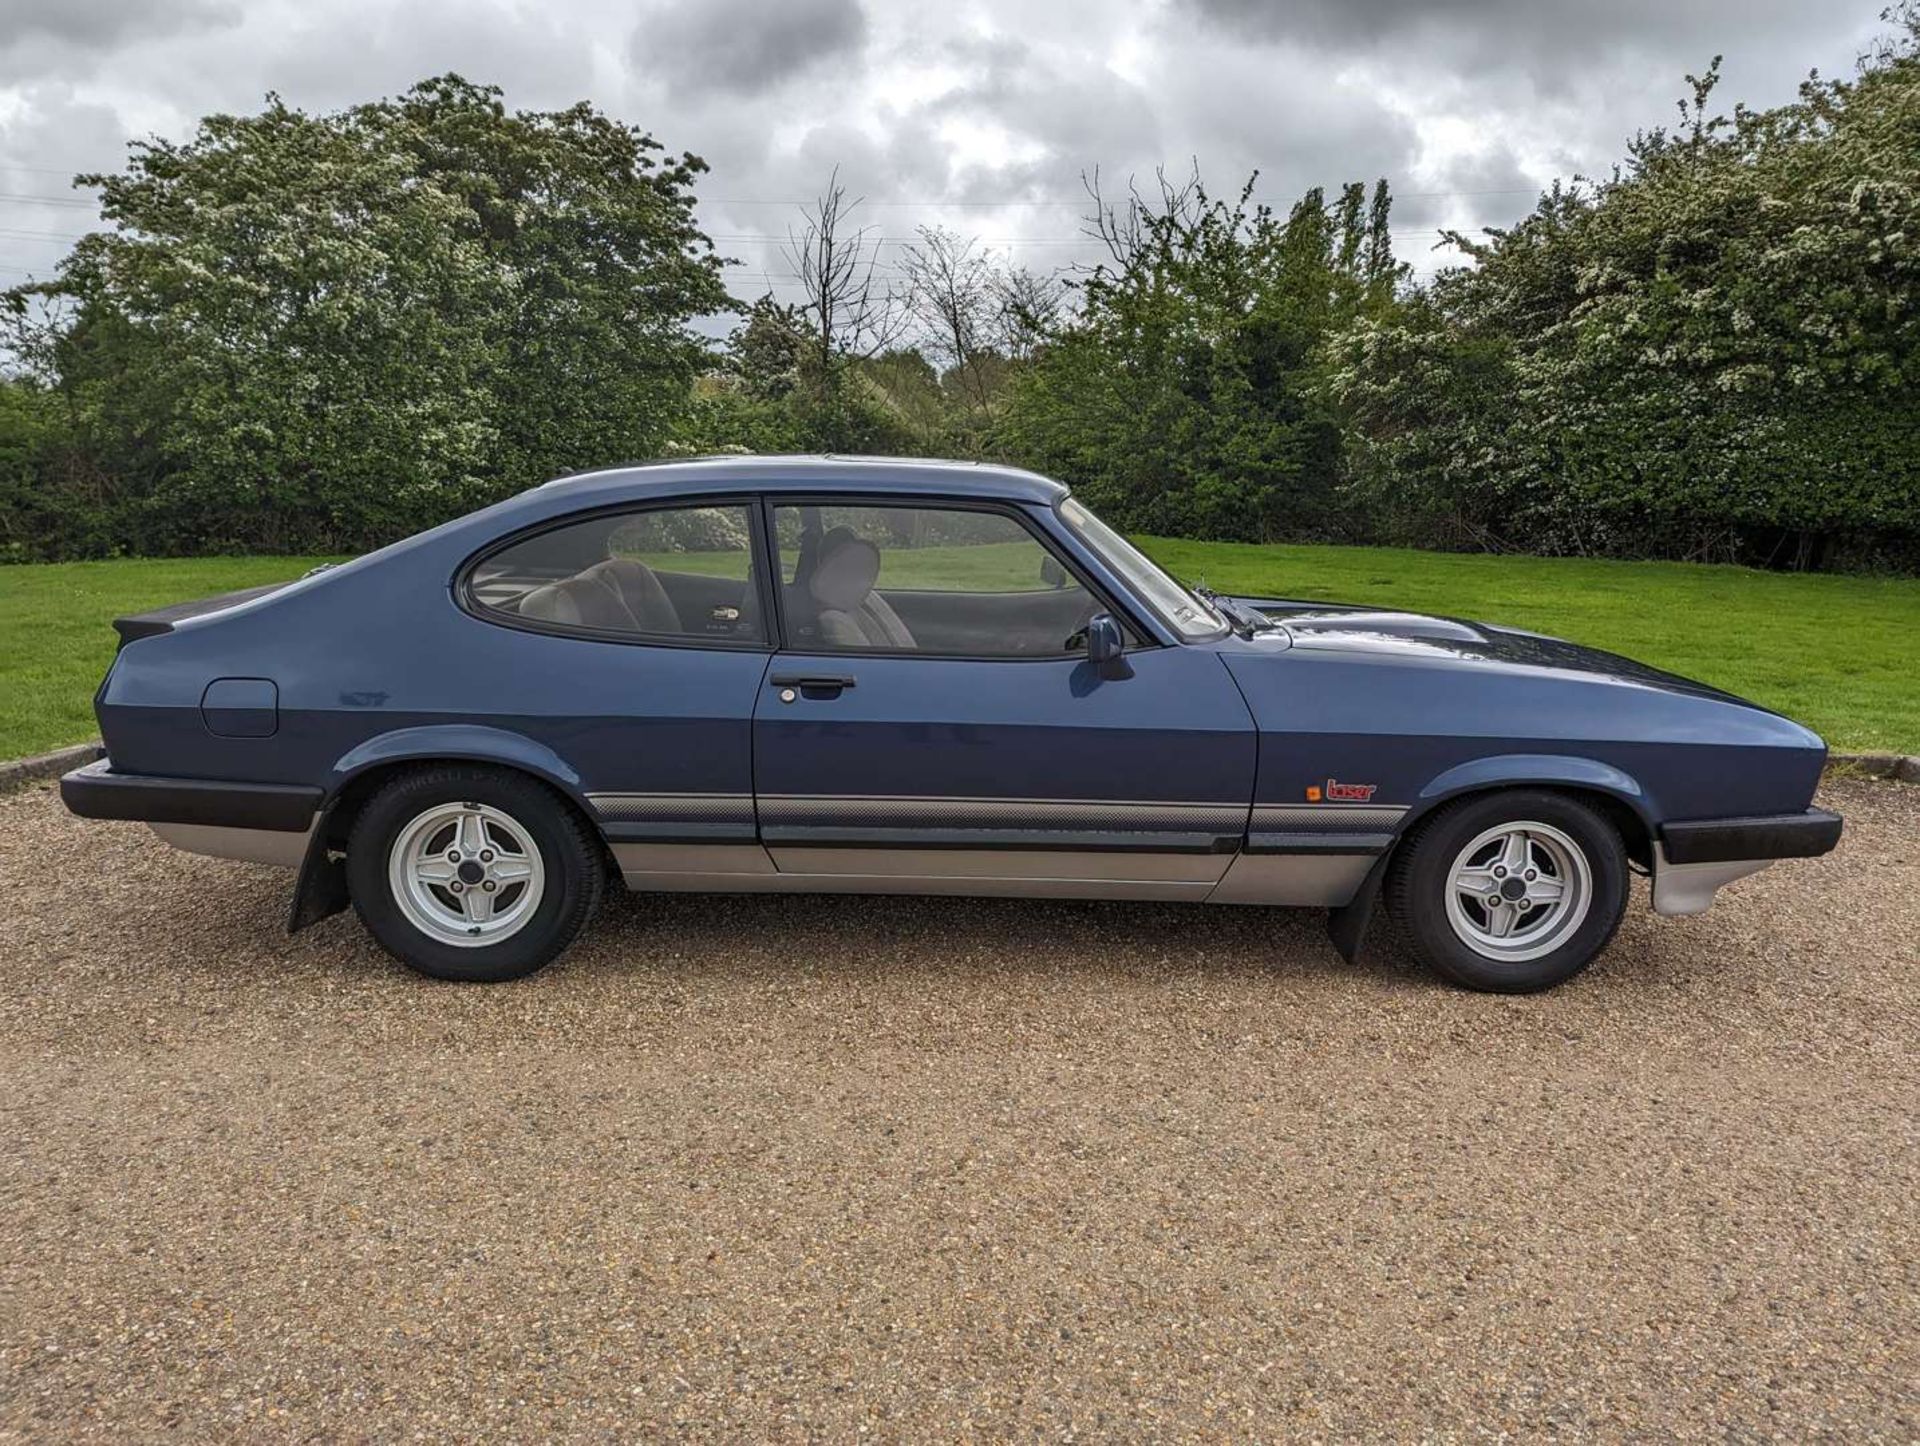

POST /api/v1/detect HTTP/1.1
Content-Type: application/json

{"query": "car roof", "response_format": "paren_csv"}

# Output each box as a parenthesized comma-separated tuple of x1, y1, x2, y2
(535, 454, 1070, 506)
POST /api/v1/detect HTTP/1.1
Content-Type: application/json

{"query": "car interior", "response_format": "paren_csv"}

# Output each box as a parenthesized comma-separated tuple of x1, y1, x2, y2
(471, 500, 1113, 657)
(780, 519, 1102, 654)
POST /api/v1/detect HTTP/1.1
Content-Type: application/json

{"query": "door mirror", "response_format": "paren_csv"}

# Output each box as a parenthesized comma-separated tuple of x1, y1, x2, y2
(1084, 613, 1134, 680)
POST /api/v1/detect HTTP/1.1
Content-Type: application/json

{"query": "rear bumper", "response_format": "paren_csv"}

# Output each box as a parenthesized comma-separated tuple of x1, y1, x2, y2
(1659, 808, 1843, 865)
(60, 759, 320, 833)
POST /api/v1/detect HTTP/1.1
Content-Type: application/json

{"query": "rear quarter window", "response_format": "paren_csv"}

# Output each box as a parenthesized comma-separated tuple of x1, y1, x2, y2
(467, 503, 765, 646)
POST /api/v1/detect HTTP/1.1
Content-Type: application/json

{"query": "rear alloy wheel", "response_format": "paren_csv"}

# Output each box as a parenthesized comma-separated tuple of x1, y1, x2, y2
(1386, 790, 1628, 992)
(388, 801, 548, 948)
(347, 766, 603, 982)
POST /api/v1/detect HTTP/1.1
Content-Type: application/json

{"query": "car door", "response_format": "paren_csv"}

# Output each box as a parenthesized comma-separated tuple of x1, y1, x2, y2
(751, 498, 1257, 897)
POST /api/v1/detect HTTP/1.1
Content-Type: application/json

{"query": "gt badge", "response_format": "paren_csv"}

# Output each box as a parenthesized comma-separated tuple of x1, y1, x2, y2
(1323, 778, 1378, 802)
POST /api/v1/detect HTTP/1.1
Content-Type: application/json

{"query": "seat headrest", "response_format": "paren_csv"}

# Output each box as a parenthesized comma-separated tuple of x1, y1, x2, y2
(808, 528, 881, 613)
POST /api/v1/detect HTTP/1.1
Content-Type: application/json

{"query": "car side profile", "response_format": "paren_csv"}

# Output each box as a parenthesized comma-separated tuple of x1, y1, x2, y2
(61, 456, 1842, 992)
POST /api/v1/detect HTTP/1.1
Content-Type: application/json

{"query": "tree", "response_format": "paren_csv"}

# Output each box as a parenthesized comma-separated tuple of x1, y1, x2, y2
(727, 295, 808, 402)
(1327, 29, 1920, 567)
(782, 170, 904, 382)
(1000, 167, 1403, 541)
(992, 264, 1070, 363)
(2, 75, 727, 555)
(730, 171, 924, 454)
(901, 226, 998, 417)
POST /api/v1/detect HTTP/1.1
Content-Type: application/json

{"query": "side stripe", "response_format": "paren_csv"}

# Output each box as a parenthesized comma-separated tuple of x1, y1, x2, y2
(584, 792, 1409, 854)
(1251, 803, 1409, 833)
(1246, 802, 1409, 857)
(586, 792, 755, 843)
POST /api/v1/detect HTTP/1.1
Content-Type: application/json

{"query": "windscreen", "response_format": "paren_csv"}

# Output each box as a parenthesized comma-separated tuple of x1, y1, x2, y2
(1056, 497, 1225, 640)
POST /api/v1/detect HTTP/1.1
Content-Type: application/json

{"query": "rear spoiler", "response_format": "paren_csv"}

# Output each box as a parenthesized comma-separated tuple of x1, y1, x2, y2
(112, 581, 293, 646)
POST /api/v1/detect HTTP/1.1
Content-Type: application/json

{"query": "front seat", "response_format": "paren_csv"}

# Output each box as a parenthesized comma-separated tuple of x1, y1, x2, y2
(808, 528, 915, 649)
(518, 557, 682, 634)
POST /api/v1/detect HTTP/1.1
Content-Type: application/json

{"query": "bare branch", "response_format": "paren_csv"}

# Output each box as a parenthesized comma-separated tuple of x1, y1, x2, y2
(992, 264, 1069, 361)
(1080, 161, 1209, 274)
(900, 226, 998, 413)
(781, 168, 906, 380)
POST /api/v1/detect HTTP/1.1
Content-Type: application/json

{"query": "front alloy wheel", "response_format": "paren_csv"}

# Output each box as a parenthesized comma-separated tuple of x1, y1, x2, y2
(1442, 821, 1593, 964)
(1387, 790, 1628, 992)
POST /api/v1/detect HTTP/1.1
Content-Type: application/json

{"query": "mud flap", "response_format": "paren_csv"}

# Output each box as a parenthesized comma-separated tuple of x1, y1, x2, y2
(1326, 852, 1392, 963)
(287, 811, 349, 934)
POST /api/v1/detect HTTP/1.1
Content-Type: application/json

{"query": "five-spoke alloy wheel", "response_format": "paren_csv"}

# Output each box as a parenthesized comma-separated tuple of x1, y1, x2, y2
(348, 766, 602, 982)
(1388, 789, 1628, 992)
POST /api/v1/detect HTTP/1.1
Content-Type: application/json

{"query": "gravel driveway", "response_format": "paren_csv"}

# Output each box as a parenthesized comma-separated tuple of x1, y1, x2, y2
(1, 777, 1914, 1441)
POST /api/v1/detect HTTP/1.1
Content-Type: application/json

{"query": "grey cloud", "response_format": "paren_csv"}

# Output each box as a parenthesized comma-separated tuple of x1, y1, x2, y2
(1181, 0, 1834, 72)
(930, 32, 1162, 186)
(0, 87, 128, 285)
(0, 0, 239, 81)
(1167, 0, 1879, 240)
(248, 1, 597, 118)
(0, 0, 1895, 316)
(1, 0, 237, 50)
(637, 0, 868, 98)
(0, 85, 128, 176)
(641, 96, 967, 312)
(1090, 28, 1424, 232)
(1390, 141, 1540, 232)
(787, 116, 960, 197)
(1171, 0, 1872, 171)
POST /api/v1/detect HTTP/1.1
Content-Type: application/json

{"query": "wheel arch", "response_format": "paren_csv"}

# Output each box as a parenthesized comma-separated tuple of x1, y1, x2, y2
(1406, 754, 1655, 865)
(324, 725, 577, 813)
(287, 728, 604, 936)
(1327, 755, 1656, 964)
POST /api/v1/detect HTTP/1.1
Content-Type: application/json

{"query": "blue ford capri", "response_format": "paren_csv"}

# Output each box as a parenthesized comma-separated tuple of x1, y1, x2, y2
(61, 456, 1841, 991)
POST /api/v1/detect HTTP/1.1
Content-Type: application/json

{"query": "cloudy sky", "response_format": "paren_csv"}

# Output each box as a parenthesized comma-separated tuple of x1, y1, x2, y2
(0, 0, 1890, 307)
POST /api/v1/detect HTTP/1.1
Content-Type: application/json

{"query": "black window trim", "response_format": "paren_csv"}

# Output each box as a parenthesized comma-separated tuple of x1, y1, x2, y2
(455, 493, 779, 654)
(757, 493, 1159, 663)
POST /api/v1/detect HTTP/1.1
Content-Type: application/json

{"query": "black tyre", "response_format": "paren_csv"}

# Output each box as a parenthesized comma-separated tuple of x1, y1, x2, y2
(346, 765, 604, 983)
(1385, 789, 1628, 993)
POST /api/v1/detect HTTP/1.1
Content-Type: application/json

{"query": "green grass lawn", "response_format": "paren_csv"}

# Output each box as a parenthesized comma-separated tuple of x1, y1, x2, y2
(2, 543, 1915, 759)
(0, 557, 338, 761)
(1138, 537, 1920, 755)
(626, 541, 1065, 590)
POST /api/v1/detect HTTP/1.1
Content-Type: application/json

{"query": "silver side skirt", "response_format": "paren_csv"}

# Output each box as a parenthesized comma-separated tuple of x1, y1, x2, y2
(612, 842, 1374, 906)
(1650, 846, 1775, 916)
(765, 846, 1232, 884)
(1209, 852, 1377, 907)
(150, 821, 314, 868)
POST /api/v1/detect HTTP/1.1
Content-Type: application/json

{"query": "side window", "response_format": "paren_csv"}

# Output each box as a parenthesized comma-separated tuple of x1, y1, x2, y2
(772, 502, 1101, 657)
(469, 502, 764, 645)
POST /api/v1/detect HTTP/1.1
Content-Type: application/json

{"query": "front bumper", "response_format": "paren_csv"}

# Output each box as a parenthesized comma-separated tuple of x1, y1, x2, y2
(60, 759, 320, 833)
(1650, 807, 1842, 916)
(1660, 808, 1843, 865)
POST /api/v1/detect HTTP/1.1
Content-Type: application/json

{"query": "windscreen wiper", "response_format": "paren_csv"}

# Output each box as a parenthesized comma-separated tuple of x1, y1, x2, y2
(1193, 584, 1274, 638)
